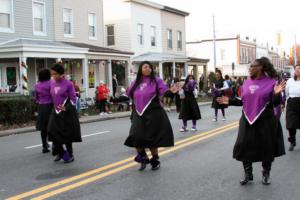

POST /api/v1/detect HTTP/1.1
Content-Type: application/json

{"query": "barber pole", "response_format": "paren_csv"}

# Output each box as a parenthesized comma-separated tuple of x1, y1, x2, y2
(21, 61, 29, 94)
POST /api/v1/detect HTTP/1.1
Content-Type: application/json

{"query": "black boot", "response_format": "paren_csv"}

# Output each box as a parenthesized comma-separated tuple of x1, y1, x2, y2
(135, 150, 149, 171)
(262, 170, 271, 185)
(289, 143, 296, 151)
(139, 155, 149, 171)
(240, 162, 253, 185)
(150, 155, 160, 171)
(54, 155, 62, 162)
(288, 138, 296, 151)
(288, 135, 296, 151)
(42, 148, 50, 154)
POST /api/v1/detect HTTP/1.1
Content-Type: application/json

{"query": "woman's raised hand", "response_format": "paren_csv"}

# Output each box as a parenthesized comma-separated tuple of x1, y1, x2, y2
(274, 80, 286, 95)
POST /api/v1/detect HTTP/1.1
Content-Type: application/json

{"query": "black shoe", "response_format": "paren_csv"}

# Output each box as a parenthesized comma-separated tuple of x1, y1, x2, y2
(42, 148, 50, 154)
(289, 143, 296, 151)
(150, 157, 161, 171)
(139, 156, 149, 171)
(54, 155, 62, 162)
(64, 155, 74, 163)
(240, 173, 253, 185)
(134, 154, 150, 164)
(262, 171, 271, 185)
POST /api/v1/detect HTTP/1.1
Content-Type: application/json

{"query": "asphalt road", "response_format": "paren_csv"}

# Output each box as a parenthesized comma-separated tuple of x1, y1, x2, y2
(1, 105, 299, 200)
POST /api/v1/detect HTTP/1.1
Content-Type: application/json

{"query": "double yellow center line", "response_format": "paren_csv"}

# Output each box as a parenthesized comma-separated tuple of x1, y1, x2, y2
(6, 121, 238, 200)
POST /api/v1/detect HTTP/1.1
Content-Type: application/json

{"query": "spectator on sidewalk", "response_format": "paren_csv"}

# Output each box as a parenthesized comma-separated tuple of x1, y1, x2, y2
(96, 81, 109, 116)
(72, 80, 81, 115)
(112, 74, 118, 98)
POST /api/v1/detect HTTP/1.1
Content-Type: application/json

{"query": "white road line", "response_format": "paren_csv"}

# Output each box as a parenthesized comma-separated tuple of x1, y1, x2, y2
(24, 131, 111, 149)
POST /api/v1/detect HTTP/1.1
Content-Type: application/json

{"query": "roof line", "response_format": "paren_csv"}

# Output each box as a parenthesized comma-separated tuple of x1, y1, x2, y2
(162, 6, 189, 16)
(187, 37, 239, 44)
(123, 0, 163, 9)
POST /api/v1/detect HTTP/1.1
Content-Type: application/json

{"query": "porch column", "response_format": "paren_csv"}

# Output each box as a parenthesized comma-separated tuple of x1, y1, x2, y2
(194, 65, 199, 82)
(124, 60, 129, 87)
(203, 64, 208, 90)
(19, 56, 28, 95)
(107, 59, 113, 93)
(82, 58, 88, 98)
(159, 62, 163, 79)
(184, 62, 188, 77)
(172, 62, 176, 79)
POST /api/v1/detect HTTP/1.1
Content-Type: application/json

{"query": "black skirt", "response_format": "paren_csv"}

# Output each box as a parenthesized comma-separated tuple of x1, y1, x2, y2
(47, 102, 82, 144)
(124, 100, 174, 148)
(179, 92, 201, 121)
(233, 105, 285, 162)
(36, 103, 53, 131)
(286, 97, 300, 129)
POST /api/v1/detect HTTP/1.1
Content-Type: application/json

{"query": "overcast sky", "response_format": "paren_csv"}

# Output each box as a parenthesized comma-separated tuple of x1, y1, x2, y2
(151, 0, 300, 51)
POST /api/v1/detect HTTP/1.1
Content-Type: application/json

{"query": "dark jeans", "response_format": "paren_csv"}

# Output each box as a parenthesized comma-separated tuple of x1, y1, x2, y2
(41, 130, 48, 149)
(99, 99, 107, 113)
(215, 108, 225, 118)
(113, 87, 117, 97)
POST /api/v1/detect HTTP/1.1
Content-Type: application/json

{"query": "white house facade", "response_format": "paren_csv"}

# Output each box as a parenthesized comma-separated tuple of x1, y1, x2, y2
(103, 0, 191, 83)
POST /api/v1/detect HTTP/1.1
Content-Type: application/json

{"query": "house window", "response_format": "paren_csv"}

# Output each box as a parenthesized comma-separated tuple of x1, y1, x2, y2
(88, 13, 96, 39)
(150, 26, 156, 47)
(107, 25, 115, 46)
(33, 1, 46, 35)
(63, 8, 73, 36)
(167, 29, 172, 49)
(137, 24, 143, 45)
(0, 0, 13, 32)
(177, 31, 182, 50)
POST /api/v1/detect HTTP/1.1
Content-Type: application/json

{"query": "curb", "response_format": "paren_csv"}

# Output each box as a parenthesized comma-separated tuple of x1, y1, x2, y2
(0, 102, 211, 137)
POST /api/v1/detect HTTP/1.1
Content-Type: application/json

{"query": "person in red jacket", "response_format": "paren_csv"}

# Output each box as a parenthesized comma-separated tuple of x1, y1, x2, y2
(96, 81, 109, 115)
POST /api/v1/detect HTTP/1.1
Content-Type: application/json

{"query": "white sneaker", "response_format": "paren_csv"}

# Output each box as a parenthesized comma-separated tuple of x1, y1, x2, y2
(104, 112, 108, 115)
(179, 127, 188, 132)
(100, 112, 104, 116)
(190, 127, 197, 132)
(166, 108, 171, 112)
(212, 118, 217, 122)
(222, 117, 226, 121)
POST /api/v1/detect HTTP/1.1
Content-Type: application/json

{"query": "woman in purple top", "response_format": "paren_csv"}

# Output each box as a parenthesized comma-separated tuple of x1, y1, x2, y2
(124, 61, 174, 171)
(218, 57, 286, 185)
(48, 63, 82, 163)
(35, 69, 53, 153)
(178, 75, 201, 132)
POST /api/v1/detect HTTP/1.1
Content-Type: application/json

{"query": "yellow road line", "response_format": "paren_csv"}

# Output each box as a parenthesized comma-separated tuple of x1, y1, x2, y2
(6, 122, 238, 200)
(30, 124, 238, 200)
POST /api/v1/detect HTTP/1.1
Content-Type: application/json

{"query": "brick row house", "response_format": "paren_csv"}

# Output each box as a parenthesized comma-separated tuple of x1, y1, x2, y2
(187, 35, 289, 77)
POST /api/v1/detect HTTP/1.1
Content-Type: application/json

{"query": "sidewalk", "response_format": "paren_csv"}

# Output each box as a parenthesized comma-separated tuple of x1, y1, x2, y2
(0, 102, 211, 137)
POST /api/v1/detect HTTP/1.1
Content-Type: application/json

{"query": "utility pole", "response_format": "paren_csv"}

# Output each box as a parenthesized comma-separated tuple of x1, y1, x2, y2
(294, 35, 297, 66)
(213, 15, 217, 72)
